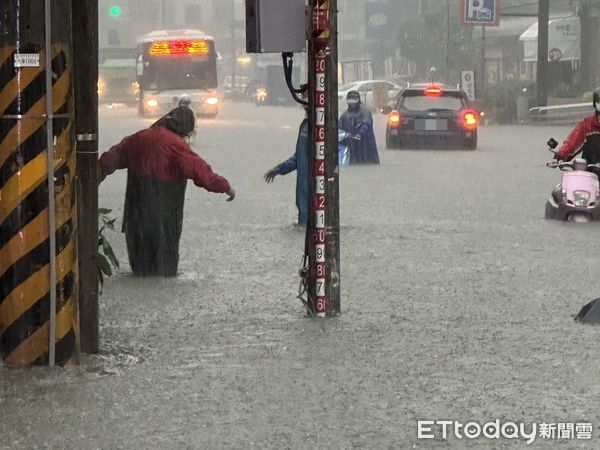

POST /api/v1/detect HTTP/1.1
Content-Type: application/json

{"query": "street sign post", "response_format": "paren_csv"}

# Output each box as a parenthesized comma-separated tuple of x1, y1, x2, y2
(461, 0, 500, 27)
(459, 0, 498, 96)
(461, 70, 476, 101)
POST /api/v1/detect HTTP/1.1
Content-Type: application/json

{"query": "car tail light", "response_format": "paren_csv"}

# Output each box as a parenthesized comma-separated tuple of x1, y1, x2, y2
(388, 110, 402, 127)
(424, 86, 442, 97)
(462, 110, 478, 127)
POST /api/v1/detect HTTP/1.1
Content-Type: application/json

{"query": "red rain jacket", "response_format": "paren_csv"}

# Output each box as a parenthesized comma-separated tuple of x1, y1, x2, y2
(556, 114, 600, 162)
(99, 126, 231, 193)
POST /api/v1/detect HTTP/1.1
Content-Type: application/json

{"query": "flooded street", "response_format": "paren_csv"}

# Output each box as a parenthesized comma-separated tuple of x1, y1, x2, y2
(1, 101, 599, 448)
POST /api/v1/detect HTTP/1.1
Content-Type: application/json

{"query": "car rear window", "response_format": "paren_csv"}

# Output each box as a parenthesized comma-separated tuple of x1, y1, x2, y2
(340, 82, 359, 91)
(400, 92, 465, 112)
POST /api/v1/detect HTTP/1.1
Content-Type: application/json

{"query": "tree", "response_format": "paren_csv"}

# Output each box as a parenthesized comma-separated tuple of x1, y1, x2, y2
(396, 2, 478, 83)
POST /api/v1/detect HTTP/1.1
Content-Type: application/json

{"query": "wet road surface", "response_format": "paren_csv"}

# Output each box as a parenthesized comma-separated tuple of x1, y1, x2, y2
(2, 102, 600, 449)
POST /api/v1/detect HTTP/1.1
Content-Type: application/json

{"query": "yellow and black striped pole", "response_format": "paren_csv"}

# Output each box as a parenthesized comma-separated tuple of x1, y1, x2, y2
(0, 0, 79, 366)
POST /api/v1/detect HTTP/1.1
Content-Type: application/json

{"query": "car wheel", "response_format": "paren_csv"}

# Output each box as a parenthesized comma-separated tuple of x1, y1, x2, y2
(464, 133, 477, 150)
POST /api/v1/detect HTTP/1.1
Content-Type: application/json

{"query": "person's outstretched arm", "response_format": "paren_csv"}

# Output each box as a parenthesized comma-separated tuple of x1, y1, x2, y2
(177, 144, 235, 200)
(264, 152, 298, 183)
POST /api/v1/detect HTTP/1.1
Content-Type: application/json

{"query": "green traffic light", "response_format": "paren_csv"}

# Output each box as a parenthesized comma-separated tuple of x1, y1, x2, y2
(109, 5, 122, 17)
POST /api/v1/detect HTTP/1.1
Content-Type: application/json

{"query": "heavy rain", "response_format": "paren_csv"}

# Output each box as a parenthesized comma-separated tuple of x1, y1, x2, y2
(2, 0, 600, 448)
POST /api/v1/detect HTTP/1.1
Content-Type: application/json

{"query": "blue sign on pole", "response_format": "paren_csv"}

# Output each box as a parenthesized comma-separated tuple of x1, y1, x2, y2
(461, 0, 500, 26)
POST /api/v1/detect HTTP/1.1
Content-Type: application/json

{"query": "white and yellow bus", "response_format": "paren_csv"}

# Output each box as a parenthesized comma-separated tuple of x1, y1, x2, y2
(136, 29, 220, 118)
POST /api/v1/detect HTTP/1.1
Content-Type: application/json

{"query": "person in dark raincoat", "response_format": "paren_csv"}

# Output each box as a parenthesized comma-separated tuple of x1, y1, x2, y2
(339, 90, 380, 165)
(99, 106, 235, 277)
(264, 112, 309, 227)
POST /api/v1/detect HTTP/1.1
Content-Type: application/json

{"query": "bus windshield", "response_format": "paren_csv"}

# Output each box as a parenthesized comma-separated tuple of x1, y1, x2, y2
(138, 39, 217, 91)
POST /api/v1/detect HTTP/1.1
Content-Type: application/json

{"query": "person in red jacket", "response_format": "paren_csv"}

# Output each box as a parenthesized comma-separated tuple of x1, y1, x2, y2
(555, 88, 600, 176)
(99, 106, 235, 277)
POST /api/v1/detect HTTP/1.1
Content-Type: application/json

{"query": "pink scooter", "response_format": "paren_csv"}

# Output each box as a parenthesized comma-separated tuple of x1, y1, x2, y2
(545, 138, 600, 222)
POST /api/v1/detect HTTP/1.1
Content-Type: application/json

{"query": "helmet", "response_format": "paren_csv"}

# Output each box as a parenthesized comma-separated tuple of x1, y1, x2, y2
(346, 90, 361, 104)
(178, 94, 192, 107)
(593, 87, 600, 113)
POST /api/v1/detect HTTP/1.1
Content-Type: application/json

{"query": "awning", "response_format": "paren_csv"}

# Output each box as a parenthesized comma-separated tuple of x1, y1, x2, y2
(519, 16, 580, 62)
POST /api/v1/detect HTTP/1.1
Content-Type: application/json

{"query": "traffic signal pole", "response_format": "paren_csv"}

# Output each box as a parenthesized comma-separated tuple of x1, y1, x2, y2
(307, 0, 340, 317)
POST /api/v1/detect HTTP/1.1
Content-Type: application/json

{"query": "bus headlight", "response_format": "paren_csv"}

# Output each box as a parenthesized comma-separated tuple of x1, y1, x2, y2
(205, 97, 219, 105)
(146, 99, 159, 108)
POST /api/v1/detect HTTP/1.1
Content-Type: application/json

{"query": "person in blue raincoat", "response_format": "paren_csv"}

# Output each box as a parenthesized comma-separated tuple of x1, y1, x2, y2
(264, 113, 309, 227)
(339, 90, 380, 164)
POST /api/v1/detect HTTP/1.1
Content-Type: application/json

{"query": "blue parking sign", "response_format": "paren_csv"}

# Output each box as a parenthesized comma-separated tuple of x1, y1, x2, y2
(462, 0, 500, 26)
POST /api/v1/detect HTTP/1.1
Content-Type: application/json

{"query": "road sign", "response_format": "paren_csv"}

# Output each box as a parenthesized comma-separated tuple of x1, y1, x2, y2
(461, 70, 475, 101)
(461, 0, 500, 26)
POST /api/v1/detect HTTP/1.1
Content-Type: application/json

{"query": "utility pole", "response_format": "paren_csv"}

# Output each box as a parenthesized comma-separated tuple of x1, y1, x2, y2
(579, 1, 591, 90)
(0, 0, 79, 366)
(307, 0, 340, 317)
(446, 0, 450, 83)
(579, 0, 600, 91)
(231, 0, 237, 92)
(536, 0, 549, 107)
(72, 0, 100, 353)
(160, 0, 167, 28)
(479, 26, 486, 97)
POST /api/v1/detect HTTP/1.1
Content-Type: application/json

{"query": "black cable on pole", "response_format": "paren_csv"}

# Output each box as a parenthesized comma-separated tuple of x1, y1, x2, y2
(282, 49, 314, 315)
(282, 52, 309, 105)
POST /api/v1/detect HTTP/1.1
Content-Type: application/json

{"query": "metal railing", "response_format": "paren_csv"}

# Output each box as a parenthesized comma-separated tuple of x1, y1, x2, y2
(529, 102, 593, 124)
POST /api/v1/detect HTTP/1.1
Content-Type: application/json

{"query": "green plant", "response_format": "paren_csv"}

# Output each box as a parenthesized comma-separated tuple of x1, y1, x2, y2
(483, 80, 534, 124)
(396, 5, 478, 81)
(550, 82, 578, 99)
(98, 208, 120, 293)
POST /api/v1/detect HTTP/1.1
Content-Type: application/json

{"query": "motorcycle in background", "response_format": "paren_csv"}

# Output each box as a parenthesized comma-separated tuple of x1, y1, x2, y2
(255, 87, 268, 106)
(545, 138, 600, 222)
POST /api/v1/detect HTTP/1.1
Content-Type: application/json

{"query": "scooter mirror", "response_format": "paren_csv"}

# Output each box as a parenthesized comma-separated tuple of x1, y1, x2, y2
(547, 138, 558, 150)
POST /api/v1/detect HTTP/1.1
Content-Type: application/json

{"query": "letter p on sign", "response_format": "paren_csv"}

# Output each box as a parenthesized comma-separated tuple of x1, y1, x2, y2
(462, 0, 499, 26)
(468, 0, 484, 19)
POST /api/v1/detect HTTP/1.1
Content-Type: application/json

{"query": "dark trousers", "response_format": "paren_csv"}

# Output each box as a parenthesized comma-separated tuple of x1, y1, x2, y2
(125, 230, 179, 277)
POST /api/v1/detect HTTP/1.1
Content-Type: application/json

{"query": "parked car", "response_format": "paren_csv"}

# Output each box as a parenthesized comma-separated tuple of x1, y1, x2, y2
(338, 80, 402, 112)
(384, 84, 479, 150)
